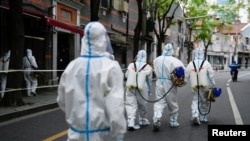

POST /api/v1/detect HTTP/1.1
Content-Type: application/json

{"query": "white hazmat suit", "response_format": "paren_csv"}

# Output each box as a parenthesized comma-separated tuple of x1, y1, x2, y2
(0, 50, 11, 99)
(23, 49, 38, 96)
(125, 50, 153, 130)
(57, 22, 126, 141)
(186, 47, 215, 125)
(153, 43, 186, 130)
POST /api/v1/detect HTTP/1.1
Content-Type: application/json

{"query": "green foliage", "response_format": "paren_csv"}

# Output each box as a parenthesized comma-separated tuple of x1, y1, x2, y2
(248, 7, 250, 19)
(145, 0, 184, 56)
(154, 0, 171, 20)
(184, 0, 243, 45)
(145, 0, 184, 20)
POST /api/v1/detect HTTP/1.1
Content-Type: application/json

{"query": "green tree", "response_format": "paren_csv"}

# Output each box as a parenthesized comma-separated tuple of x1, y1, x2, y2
(247, 0, 250, 20)
(184, 0, 243, 61)
(133, 0, 183, 57)
(147, 0, 182, 56)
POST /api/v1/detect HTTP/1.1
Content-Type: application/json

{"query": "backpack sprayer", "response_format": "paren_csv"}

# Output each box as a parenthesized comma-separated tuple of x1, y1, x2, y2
(190, 60, 222, 115)
(170, 66, 186, 87)
(126, 63, 185, 103)
(205, 87, 222, 102)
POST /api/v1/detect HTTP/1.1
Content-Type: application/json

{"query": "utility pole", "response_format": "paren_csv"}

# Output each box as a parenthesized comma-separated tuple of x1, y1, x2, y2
(141, 0, 147, 50)
(125, 0, 129, 67)
(233, 19, 239, 63)
(126, 0, 129, 43)
(187, 22, 193, 63)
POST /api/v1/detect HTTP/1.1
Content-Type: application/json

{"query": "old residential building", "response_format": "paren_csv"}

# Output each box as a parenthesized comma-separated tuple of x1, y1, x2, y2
(0, 0, 139, 86)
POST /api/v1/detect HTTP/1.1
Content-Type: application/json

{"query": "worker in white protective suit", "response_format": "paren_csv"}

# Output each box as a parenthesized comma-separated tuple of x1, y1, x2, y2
(152, 43, 186, 131)
(104, 35, 115, 61)
(186, 47, 215, 125)
(125, 50, 153, 131)
(104, 52, 115, 60)
(57, 22, 126, 141)
(0, 50, 11, 99)
(23, 49, 38, 96)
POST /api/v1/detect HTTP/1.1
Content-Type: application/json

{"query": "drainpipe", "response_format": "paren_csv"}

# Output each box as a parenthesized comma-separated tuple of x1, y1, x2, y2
(233, 20, 239, 63)
(52, 0, 58, 84)
(142, 0, 147, 50)
(125, 0, 129, 67)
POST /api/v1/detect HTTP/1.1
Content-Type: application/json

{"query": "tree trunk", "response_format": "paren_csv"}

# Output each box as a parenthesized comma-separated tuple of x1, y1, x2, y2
(3, 0, 25, 106)
(133, 0, 143, 58)
(204, 43, 210, 60)
(187, 46, 192, 63)
(90, 0, 100, 21)
(157, 40, 162, 57)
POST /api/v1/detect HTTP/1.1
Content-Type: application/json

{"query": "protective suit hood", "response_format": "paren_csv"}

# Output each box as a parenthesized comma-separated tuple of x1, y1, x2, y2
(81, 22, 110, 56)
(162, 43, 173, 56)
(194, 47, 204, 60)
(3, 50, 11, 61)
(26, 49, 32, 57)
(136, 50, 147, 63)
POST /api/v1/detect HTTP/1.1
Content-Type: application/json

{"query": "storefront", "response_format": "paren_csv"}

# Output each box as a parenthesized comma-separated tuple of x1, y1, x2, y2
(0, 5, 51, 86)
(0, 1, 83, 86)
(238, 52, 250, 68)
(207, 52, 228, 70)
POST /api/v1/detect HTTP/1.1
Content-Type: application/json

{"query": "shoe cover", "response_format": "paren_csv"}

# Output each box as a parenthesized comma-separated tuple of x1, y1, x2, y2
(191, 117, 200, 125)
(153, 119, 161, 132)
(200, 115, 208, 122)
(127, 118, 134, 127)
(170, 115, 180, 127)
(127, 118, 140, 131)
(170, 121, 180, 127)
(139, 118, 150, 126)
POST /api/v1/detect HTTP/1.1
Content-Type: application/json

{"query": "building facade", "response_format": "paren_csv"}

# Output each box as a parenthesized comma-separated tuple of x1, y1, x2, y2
(238, 23, 250, 68)
(198, 22, 250, 70)
(0, 0, 139, 87)
(0, 0, 187, 93)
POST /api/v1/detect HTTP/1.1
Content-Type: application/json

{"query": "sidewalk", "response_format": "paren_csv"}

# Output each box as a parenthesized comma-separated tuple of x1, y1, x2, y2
(0, 88, 58, 122)
(0, 79, 128, 123)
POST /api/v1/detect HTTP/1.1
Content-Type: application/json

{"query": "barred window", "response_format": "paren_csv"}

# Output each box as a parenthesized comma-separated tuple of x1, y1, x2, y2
(101, 0, 110, 10)
(246, 37, 249, 45)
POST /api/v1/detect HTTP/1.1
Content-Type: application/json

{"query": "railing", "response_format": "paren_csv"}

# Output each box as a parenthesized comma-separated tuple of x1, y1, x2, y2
(0, 68, 131, 97)
(0, 69, 63, 97)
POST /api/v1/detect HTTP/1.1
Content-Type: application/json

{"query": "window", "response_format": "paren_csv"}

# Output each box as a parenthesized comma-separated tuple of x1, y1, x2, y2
(61, 9, 72, 22)
(246, 37, 249, 45)
(112, 0, 128, 13)
(101, 0, 110, 10)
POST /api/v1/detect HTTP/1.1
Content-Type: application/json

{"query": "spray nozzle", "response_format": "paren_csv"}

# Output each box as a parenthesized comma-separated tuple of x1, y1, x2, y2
(213, 87, 222, 97)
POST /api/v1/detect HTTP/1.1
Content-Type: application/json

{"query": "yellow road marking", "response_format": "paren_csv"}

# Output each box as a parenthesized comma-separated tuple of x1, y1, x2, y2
(42, 130, 68, 141)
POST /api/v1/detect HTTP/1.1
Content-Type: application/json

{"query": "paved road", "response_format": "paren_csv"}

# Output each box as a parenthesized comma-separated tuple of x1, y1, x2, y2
(0, 70, 249, 141)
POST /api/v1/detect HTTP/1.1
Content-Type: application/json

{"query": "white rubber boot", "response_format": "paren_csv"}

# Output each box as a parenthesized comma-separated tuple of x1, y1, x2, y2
(170, 115, 180, 127)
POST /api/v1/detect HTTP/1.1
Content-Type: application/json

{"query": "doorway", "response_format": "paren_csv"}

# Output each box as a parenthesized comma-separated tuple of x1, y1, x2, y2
(57, 32, 74, 78)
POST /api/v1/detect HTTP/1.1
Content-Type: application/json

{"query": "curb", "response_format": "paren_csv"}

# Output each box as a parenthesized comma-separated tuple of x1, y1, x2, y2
(0, 103, 58, 123)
